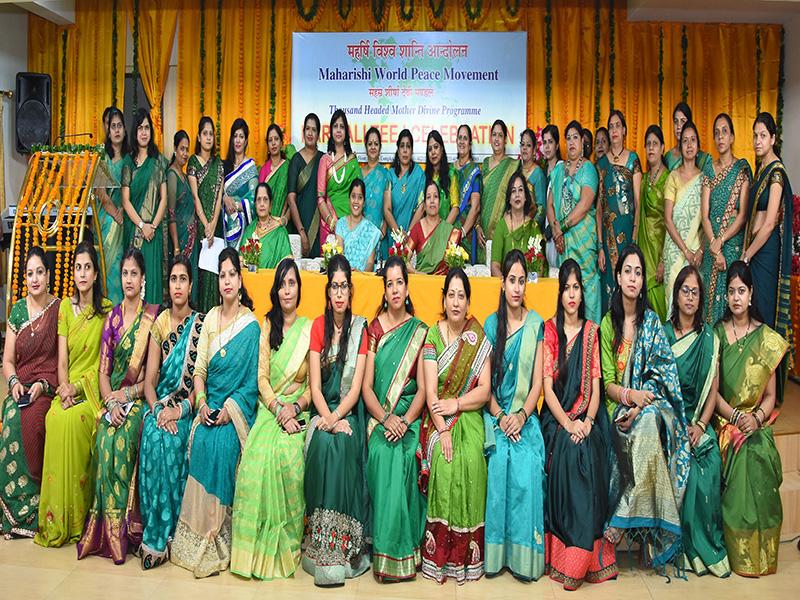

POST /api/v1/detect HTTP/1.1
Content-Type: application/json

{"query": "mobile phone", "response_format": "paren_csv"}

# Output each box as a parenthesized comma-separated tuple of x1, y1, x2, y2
(17, 392, 32, 408)
(209, 409, 221, 421)
(297, 417, 307, 431)
(614, 410, 629, 424)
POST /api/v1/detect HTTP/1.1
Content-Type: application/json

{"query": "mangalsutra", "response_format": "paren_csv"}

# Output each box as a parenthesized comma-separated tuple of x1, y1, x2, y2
(648, 165, 662, 185)
(732, 318, 752, 353)
(610, 146, 624, 162)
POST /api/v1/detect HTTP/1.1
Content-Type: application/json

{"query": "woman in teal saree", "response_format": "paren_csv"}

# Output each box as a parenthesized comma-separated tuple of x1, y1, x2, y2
(362, 256, 428, 582)
(167, 131, 199, 305)
(171, 249, 260, 578)
(361, 127, 390, 248)
(139, 257, 204, 569)
(383, 129, 426, 258)
(287, 113, 324, 258)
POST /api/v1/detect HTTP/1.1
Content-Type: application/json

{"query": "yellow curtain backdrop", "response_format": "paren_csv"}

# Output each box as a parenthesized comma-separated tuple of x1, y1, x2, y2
(135, 0, 177, 149)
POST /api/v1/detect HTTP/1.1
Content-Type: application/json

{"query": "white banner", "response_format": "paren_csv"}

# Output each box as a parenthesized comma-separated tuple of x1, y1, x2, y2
(291, 31, 527, 161)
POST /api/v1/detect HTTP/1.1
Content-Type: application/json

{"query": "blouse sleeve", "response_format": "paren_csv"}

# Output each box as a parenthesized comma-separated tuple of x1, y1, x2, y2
(599, 315, 616, 390)
(664, 172, 678, 203)
(422, 325, 438, 361)
(287, 154, 300, 195)
(591, 326, 601, 380)
(120, 162, 132, 188)
(358, 327, 368, 355)
(543, 320, 557, 378)
(258, 318, 277, 406)
(580, 162, 599, 193)
(309, 316, 325, 353)
(769, 168, 785, 188)
(99, 312, 117, 377)
(57, 300, 70, 338)
(317, 154, 331, 199)
(186, 155, 198, 178)
(491, 219, 506, 265)
(631, 152, 642, 175)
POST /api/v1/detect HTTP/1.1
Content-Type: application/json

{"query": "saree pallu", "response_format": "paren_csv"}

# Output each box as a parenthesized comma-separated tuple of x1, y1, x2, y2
(597, 153, 642, 314)
(100, 157, 125, 304)
(665, 323, 729, 577)
(317, 153, 361, 244)
(171, 307, 259, 578)
(167, 168, 199, 305)
(303, 317, 370, 585)
(479, 157, 519, 263)
(0, 297, 59, 538)
(223, 157, 258, 247)
(418, 317, 491, 584)
(701, 160, 751, 326)
(231, 317, 311, 580)
(139, 311, 204, 569)
(663, 171, 703, 315)
(490, 218, 545, 273)
(383, 164, 426, 258)
(745, 160, 794, 404)
(523, 163, 548, 234)
(483, 310, 547, 581)
(238, 220, 292, 269)
(366, 317, 428, 581)
(714, 323, 788, 577)
(637, 169, 669, 322)
(121, 154, 169, 305)
(35, 300, 110, 547)
(551, 161, 601, 322)
(362, 163, 390, 233)
(77, 302, 159, 563)
(260, 153, 294, 218)
(287, 149, 323, 257)
(188, 155, 224, 313)
(408, 220, 461, 275)
(454, 161, 482, 262)
(336, 217, 381, 271)
(599, 310, 691, 567)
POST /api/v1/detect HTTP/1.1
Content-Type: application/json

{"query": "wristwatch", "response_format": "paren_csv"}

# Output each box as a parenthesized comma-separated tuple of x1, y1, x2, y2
(138, 220, 145, 230)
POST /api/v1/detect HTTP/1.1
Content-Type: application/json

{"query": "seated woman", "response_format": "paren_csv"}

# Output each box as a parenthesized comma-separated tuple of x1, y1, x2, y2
(408, 180, 462, 275)
(138, 256, 205, 569)
(171, 248, 259, 578)
(491, 172, 546, 277)
(362, 256, 428, 582)
(714, 261, 788, 577)
(542, 258, 617, 589)
(303, 255, 370, 586)
(599, 244, 690, 569)
(230, 258, 311, 580)
(419, 268, 492, 584)
(36, 242, 111, 547)
(484, 249, 547, 582)
(664, 265, 729, 577)
(77, 248, 159, 563)
(336, 178, 381, 272)
(238, 182, 292, 269)
(1, 246, 59, 538)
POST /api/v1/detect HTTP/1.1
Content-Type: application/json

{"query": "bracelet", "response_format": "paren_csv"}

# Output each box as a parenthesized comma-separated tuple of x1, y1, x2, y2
(333, 408, 341, 420)
(753, 411, 764, 428)
(756, 407, 766, 422)
(380, 412, 390, 424)
(401, 415, 410, 427)
(293, 402, 302, 416)
(495, 410, 506, 421)
(137, 220, 145, 230)
(586, 414, 595, 425)
(696, 420, 707, 432)
(7, 374, 19, 390)
(196, 391, 207, 404)
(516, 408, 528, 423)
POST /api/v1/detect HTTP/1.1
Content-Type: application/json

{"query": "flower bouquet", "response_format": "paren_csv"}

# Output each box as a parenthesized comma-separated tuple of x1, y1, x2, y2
(321, 235, 343, 271)
(524, 234, 546, 280)
(444, 241, 469, 270)
(388, 228, 411, 265)
(239, 237, 261, 272)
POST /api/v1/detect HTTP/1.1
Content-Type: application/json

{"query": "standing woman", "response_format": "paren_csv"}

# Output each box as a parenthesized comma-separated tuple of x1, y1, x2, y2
(77, 248, 159, 563)
(138, 256, 204, 569)
(637, 125, 670, 321)
(542, 259, 617, 589)
(700, 114, 751, 326)
(230, 258, 311, 580)
(546, 120, 601, 322)
(664, 266, 730, 577)
(121, 108, 169, 305)
(287, 113, 323, 257)
(419, 129, 458, 223)
(188, 116, 224, 314)
(362, 256, 428, 582)
(167, 130, 198, 304)
(663, 121, 704, 314)
(303, 255, 371, 586)
(336, 178, 382, 272)
(479, 119, 519, 262)
(541, 124, 562, 180)
(484, 250, 547, 582)
(35, 242, 111, 547)
(237, 182, 292, 269)
(317, 110, 361, 246)
(597, 110, 642, 313)
(594, 127, 610, 162)
(96, 107, 127, 304)
(600, 245, 689, 569)
(259, 123, 293, 220)
(714, 261, 788, 577)
(383, 129, 426, 258)
(1, 247, 59, 537)
(666, 102, 712, 172)
(452, 124, 482, 262)
(361, 127, 390, 246)
(520, 128, 547, 232)
(222, 118, 259, 248)
(171, 248, 259, 578)
(490, 172, 545, 277)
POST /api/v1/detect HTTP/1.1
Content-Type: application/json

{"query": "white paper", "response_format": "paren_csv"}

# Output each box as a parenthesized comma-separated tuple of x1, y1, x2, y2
(104, 401, 134, 424)
(198, 237, 226, 274)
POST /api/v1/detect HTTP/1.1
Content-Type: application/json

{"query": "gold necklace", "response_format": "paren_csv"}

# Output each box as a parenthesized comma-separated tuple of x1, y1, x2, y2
(648, 164, 662, 185)
(610, 146, 624, 162)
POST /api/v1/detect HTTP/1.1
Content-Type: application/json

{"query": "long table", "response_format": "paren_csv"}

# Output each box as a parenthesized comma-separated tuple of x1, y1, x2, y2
(242, 270, 559, 326)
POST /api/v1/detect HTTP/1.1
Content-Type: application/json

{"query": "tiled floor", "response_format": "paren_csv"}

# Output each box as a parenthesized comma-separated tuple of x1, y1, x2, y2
(1, 538, 798, 600)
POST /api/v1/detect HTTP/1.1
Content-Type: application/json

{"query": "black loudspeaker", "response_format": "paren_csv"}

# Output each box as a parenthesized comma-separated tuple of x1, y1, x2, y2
(15, 72, 51, 153)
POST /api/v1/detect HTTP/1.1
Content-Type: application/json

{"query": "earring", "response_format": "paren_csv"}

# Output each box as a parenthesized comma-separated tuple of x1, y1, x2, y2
(238, 290, 242, 305)
(405, 297, 410, 306)
(140, 277, 146, 300)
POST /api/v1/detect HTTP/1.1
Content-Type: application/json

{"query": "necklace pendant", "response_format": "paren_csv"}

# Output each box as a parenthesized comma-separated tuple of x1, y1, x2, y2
(402, 183, 406, 193)
(220, 347, 227, 358)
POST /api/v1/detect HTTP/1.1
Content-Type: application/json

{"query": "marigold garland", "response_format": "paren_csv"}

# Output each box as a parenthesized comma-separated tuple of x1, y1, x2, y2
(132, 0, 140, 114)
(681, 25, 688, 103)
(59, 30, 67, 142)
(269, 0, 277, 125)
(593, 0, 602, 129)
(658, 25, 664, 128)
(755, 27, 762, 115)
(295, 0, 322, 31)
(371, 0, 386, 29)
(777, 26, 785, 153)
(609, 0, 616, 111)
(200, 0, 206, 114)
(216, 0, 223, 148)
(111, 0, 118, 107)
(337, 0, 356, 30)
(544, 0, 553, 123)
(499, 0, 522, 29)
(426, 0, 446, 30)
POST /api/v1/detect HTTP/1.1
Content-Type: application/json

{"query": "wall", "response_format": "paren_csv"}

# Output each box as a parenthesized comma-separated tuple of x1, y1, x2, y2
(782, 16, 800, 179)
(0, 5, 29, 207)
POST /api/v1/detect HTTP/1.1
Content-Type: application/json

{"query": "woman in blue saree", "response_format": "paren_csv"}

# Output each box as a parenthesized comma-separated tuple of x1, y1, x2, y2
(139, 256, 204, 569)
(383, 129, 426, 258)
(336, 178, 381, 272)
(453, 124, 482, 262)
(171, 248, 260, 578)
(222, 118, 259, 248)
(361, 127, 390, 254)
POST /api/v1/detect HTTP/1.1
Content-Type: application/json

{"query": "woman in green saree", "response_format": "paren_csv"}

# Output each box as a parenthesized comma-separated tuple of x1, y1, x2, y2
(35, 243, 110, 548)
(230, 258, 310, 580)
(666, 103, 712, 172)
(222, 118, 258, 248)
(1, 247, 59, 538)
(260, 123, 295, 221)
(700, 114, 751, 326)
(362, 256, 428, 582)
(637, 125, 669, 321)
(714, 261, 788, 577)
(453, 124, 482, 263)
(77, 248, 159, 563)
(121, 109, 169, 305)
(303, 255, 370, 586)
(407, 181, 462, 275)
(139, 256, 204, 569)
(238, 182, 292, 269)
(97, 107, 127, 304)
(167, 130, 198, 305)
(480, 120, 519, 263)
(384, 130, 426, 258)
(490, 171, 545, 277)
(664, 266, 730, 577)
(287, 113, 324, 258)
(417, 130, 459, 224)
(188, 116, 224, 313)
(547, 120, 601, 322)
(419, 269, 492, 584)
(663, 121, 704, 317)
(172, 249, 260, 578)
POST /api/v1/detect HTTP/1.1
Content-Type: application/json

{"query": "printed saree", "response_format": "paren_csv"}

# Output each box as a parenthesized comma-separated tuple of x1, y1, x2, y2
(223, 157, 258, 247)
(454, 161, 482, 262)
(490, 217, 545, 273)
(408, 219, 461, 275)
(336, 216, 381, 271)
(663, 170, 703, 315)
(100, 156, 125, 304)
(287, 149, 324, 257)
(188, 154, 224, 313)
(637, 169, 669, 322)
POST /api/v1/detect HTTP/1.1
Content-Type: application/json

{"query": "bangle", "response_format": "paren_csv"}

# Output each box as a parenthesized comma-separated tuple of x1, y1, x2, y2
(516, 408, 528, 423)
(586, 414, 595, 425)
(196, 391, 207, 404)
(333, 408, 341, 420)
(7, 374, 19, 390)
(293, 402, 301, 415)
(401, 415, 410, 427)
(696, 420, 707, 432)
(138, 220, 145, 230)
(380, 412, 390, 424)
(456, 398, 462, 412)
(495, 410, 506, 421)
